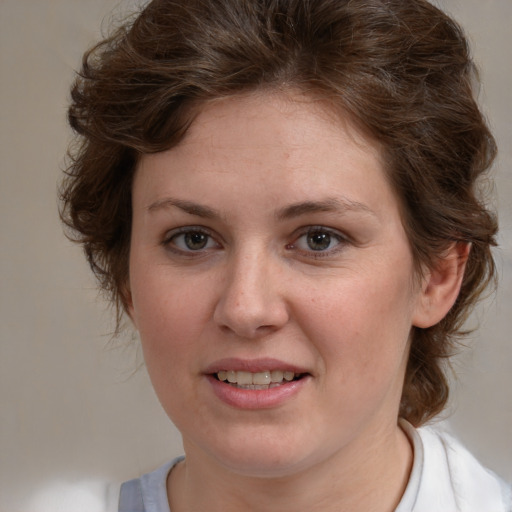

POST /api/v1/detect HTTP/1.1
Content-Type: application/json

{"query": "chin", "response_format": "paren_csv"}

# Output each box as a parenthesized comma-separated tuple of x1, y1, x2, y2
(216, 452, 314, 479)
(195, 428, 325, 479)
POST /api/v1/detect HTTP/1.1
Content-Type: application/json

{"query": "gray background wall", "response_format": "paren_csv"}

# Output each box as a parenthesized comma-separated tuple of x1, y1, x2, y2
(1, 1, 510, 510)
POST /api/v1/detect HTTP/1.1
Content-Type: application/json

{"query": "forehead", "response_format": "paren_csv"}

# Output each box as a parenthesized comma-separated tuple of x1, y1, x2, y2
(137, 92, 384, 183)
(132, 91, 401, 226)
(183, 91, 381, 157)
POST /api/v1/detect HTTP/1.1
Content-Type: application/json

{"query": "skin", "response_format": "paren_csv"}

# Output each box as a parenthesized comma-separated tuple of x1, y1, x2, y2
(127, 92, 467, 511)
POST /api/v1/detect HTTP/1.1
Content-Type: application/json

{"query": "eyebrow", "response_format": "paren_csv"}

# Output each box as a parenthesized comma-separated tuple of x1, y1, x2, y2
(147, 198, 219, 219)
(275, 198, 377, 220)
(146, 196, 376, 220)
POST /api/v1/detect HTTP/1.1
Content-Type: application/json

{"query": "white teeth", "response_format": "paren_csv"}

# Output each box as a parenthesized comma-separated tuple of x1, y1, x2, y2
(216, 369, 300, 387)
(270, 370, 283, 383)
(237, 371, 253, 385)
(253, 371, 271, 385)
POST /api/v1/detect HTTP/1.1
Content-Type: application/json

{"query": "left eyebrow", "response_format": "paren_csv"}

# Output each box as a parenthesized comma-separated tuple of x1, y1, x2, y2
(275, 197, 377, 220)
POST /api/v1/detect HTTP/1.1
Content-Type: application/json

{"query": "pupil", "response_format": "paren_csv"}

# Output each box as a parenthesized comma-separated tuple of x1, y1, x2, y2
(307, 232, 330, 251)
(185, 232, 207, 250)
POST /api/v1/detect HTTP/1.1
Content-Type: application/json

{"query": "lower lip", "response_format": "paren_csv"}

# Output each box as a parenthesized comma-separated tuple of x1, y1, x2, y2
(206, 375, 309, 409)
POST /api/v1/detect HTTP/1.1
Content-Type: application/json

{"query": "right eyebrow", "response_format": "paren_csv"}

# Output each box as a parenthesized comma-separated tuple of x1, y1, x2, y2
(146, 198, 220, 219)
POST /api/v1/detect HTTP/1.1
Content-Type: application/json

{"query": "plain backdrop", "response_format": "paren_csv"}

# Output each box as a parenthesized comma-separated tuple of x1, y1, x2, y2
(1, 1, 511, 510)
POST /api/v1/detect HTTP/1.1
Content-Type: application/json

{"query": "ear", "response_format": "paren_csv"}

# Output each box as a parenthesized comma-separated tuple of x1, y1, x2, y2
(412, 242, 470, 328)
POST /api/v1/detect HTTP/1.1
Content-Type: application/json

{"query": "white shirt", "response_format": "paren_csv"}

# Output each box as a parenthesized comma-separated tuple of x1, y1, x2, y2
(396, 420, 511, 511)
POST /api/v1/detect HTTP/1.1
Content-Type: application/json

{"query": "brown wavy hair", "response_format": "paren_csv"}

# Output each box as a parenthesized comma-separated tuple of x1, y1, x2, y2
(60, 0, 498, 426)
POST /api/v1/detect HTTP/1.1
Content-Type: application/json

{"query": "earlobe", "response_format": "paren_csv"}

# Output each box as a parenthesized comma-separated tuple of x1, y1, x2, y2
(412, 242, 471, 329)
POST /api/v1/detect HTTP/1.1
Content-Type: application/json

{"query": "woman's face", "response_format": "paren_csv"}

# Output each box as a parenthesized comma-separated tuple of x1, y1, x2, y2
(128, 93, 425, 477)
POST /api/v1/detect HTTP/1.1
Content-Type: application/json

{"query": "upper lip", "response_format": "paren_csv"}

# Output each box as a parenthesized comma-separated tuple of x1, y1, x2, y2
(203, 358, 310, 375)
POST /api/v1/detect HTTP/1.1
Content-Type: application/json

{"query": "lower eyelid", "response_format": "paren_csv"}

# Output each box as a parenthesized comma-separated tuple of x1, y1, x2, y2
(287, 231, 348, 257)
(162, 227, 220, 251)
(162, 226, 348, 256)
(176, 233, 213, 249)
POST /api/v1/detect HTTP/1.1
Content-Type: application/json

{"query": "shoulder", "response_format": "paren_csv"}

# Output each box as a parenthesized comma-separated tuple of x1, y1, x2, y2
(118, 457, 184, 512)
(400, 420, 511, 512)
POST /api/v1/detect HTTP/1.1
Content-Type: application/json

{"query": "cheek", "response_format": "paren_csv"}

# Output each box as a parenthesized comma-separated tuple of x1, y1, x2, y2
(298, 271, 416, 378)
(130, 273, 212, 421)
(130, 267, 211, 367)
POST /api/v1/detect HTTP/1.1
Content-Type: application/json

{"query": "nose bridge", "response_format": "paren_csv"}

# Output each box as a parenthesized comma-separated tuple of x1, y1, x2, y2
(214, 243, 288, 338)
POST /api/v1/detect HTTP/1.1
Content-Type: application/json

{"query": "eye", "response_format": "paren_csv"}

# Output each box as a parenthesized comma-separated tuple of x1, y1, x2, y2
(304, 230, 334, 251)
(289, 227, 346, 255)
(164, 227, 220, 253)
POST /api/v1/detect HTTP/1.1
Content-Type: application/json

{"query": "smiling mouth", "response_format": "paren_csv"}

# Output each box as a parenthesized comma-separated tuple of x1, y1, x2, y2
(214, 370, 306, 389)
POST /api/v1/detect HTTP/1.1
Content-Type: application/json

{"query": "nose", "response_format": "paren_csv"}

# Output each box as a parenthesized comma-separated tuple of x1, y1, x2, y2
(213, 250, 290, 339)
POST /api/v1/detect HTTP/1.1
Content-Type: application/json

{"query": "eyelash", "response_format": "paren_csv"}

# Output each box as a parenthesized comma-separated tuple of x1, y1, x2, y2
(162, 226, 221, 256)
(287, 226, 348, 259)
(161, 225, 349, 259)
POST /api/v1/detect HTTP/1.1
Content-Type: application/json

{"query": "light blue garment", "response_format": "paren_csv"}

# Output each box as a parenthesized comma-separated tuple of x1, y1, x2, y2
(119, 457, 183, 512)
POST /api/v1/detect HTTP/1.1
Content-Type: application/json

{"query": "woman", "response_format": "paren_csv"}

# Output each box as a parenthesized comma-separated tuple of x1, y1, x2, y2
(60, 0, 511, 510)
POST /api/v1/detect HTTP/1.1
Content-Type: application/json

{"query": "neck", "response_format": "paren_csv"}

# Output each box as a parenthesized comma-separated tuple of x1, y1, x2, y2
(168, 421, 413, 512)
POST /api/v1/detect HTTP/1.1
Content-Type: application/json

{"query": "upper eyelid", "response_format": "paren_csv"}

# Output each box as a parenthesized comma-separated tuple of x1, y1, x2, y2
(163, 225, 216, 241)
(161, 224, 349, 250)
(292, 225, 349, 241)
(288, 226, 351, 257)
(162, 226, 223, 251)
